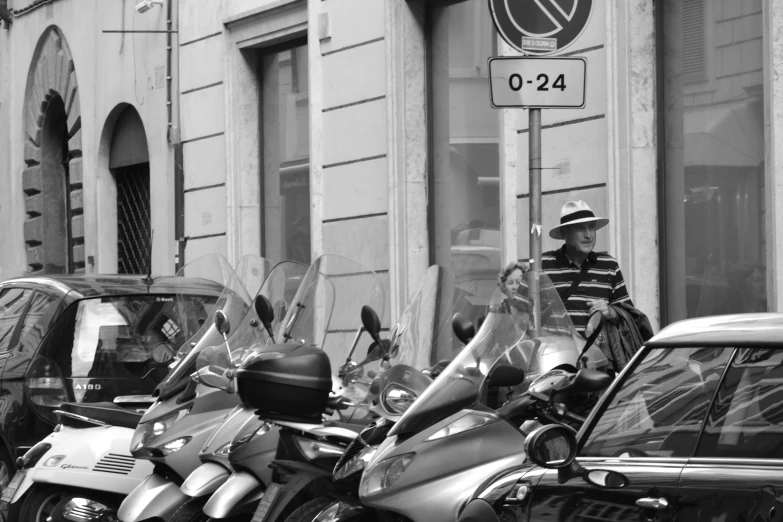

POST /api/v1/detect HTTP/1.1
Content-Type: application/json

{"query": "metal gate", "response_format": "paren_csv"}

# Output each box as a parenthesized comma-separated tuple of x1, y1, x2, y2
(115, 163, 151, 275)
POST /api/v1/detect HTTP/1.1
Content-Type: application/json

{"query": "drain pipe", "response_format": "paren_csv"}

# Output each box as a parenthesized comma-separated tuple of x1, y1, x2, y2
(167, 0, 185, 272)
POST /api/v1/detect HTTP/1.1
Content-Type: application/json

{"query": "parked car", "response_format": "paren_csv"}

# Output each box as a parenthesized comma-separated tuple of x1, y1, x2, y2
(460, 313, 783, 522)
(0, 274, 224, 492)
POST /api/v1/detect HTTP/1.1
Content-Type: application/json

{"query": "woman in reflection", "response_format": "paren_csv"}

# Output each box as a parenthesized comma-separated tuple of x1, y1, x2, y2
(720, 263, 766, 314)
(493, 261, 530, 316)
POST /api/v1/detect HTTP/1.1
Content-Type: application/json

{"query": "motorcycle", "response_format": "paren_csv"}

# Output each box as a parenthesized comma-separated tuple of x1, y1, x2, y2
(198, 254, 392, 522)
(355, 271, 610, 522)
(300, 264, 478, 522)
(167, 260, 308, 522)
(1, 253, 241, 522)
(117, 254, 276, 522)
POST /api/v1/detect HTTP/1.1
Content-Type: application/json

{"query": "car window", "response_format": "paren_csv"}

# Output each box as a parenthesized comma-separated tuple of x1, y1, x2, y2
(0, 288, 33, 351)
(696, 348, 783, 459)
(580, 347, 732, 458)
(17, 291, 61, 354)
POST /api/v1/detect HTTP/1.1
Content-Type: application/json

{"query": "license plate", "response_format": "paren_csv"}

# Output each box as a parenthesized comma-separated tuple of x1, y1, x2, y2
(251, 482, 281, 522)
(1, 471, 25, 504)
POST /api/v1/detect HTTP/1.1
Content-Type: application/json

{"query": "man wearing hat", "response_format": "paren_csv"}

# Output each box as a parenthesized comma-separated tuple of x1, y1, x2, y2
(540, 200, 633, 335)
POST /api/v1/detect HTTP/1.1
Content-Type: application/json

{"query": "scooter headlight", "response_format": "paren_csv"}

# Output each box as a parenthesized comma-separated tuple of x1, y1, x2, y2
(380, 385, 417, 415)
(424, 412, 496, 441)
(359, 453, 415, 497)
(333, 445, 378, 482)
(131, 407, 191, 451)
(155, 436, 192, 456)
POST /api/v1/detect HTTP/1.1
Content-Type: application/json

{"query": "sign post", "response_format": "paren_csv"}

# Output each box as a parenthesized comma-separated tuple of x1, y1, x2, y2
(487, 0, 594, 335)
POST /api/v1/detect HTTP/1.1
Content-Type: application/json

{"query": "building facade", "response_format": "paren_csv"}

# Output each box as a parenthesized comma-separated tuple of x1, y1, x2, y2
(0, 0, 781, 332)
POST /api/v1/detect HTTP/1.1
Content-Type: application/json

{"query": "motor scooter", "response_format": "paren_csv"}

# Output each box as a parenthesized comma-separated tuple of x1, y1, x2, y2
(296, 264, 477, 522)
(165, 261, 309, 522)
(0, 254, 240, 522)
(355, 272, 611, 522)
(117, 254, 276, 522)
(196, 255, 389, 522)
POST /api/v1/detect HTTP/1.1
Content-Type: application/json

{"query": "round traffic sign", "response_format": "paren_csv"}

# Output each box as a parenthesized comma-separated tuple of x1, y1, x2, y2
(488, 0, 594, 56)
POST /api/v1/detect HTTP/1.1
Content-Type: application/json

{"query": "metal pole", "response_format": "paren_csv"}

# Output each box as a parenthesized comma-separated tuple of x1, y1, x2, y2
(529, 108, 542, 336)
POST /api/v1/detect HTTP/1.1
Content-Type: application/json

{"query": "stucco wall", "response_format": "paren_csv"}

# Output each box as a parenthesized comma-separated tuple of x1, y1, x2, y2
(0, 0, 175, 277)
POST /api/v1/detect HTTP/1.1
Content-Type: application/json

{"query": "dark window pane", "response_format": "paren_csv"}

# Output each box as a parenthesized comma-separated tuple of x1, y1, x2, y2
(0, 289, 33, 351)
(581, 347, 731, 458)
(261, 45, 311, 264)
(18, 291, 60, 355)
(697, 348, 783, 459)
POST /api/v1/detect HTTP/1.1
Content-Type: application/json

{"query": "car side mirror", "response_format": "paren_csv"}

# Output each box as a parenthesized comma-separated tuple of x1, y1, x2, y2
(361, 305, 382, 344)
(572, 369, 613, 392)
(525, 424, 578, 469)
(452, 313, 475, 345)
(488, 365, 525, 388)
(215, 310, 230, 337)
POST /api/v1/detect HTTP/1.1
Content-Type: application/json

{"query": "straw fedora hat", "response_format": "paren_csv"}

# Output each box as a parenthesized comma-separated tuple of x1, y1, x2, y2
(549, 200, 609, 240)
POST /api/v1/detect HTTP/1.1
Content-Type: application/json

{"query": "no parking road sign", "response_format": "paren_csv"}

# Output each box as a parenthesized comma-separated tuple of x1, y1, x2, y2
(488, 0, 594, 55)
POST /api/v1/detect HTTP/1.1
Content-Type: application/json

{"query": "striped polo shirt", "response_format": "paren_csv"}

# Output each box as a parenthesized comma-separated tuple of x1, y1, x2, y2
(537, 246, 633, 334)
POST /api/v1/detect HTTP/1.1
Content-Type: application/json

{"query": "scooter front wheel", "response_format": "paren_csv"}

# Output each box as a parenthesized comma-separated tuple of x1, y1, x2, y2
(19, 485, 121, 522)
(282, 498, 333, 522)
(168, 498, 209, 522)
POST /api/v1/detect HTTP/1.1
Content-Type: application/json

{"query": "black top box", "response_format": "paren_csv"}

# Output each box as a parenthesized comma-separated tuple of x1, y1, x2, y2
(235, 344, 332, 423)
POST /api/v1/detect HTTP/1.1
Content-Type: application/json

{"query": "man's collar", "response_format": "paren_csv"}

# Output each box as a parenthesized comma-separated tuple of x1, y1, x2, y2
(557, 245, 597, 267)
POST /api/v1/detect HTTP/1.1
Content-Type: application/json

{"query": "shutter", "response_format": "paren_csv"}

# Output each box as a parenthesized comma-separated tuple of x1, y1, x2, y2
(683, 0, 706, 81)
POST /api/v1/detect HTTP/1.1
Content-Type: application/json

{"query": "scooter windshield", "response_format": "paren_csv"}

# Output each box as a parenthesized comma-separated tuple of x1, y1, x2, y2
(159, 255, 271, 392)
(389, 271, 585, 438)
(194, 260, 309, 391)
(339, 265, 481, 417)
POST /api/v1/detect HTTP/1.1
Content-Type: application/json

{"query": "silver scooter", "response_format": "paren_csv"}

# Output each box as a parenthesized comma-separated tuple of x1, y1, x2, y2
(355, 272, 609, 522)
(117, 255, 274, 522)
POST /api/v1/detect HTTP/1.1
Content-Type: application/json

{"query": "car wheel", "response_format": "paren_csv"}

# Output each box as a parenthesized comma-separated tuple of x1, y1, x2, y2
(0, 445, 14, 494)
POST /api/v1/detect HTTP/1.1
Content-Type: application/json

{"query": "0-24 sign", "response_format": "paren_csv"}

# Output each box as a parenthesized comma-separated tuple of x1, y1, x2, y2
(488, 56, 586, 109)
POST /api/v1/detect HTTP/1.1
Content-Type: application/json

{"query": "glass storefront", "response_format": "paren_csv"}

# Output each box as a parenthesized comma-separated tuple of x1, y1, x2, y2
(428, 0, 501, 301)
(259, 44, 311, 265)
(660, 0, 766, 322)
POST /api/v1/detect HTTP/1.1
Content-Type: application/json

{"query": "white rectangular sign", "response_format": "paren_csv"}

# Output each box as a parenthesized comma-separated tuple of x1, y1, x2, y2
(488, 57, 587, 109)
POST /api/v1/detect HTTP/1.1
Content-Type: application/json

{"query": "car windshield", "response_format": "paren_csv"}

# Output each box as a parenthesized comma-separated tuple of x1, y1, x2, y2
(390, 271, 595, 437)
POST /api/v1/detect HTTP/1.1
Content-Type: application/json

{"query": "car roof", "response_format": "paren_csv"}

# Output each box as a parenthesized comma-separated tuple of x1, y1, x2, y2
(2, 274, 226, 299)
(648, 313, 783, 346)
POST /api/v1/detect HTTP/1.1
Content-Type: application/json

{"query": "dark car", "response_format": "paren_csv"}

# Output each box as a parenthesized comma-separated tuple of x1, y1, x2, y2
(462, 313, 783, 522)
(0, 274, 223, 486)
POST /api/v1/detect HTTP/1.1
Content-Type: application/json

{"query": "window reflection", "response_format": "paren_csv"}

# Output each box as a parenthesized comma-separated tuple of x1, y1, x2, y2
(662, 0, 766, 320)
(260, 44, 311, 265)
(429, 0, 501, 304)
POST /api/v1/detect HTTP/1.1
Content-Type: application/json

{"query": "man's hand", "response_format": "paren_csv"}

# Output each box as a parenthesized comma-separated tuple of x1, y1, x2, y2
(587, 299, 619, 323)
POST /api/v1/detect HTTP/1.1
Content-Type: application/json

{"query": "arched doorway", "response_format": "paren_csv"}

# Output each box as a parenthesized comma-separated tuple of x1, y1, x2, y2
(109, 106, 151, 275)
(22, 26, 83, 274)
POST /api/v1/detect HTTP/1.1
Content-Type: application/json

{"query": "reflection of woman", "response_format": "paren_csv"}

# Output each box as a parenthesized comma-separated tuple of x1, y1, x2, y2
(494, 262, 530, 316)
(720, 263, 766, 314)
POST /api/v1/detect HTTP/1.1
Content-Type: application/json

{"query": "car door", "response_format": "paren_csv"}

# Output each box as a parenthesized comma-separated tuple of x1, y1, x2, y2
(525, 346, 734, 522)
(677, 347, 783, 521)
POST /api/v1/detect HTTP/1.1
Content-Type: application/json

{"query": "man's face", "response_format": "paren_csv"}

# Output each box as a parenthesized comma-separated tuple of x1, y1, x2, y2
(563, 222, 597, 256)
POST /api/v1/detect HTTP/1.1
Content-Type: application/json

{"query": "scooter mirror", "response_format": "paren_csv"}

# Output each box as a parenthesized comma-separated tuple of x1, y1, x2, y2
(452, 313, 475, 345)
(524, 424, 578, 469)
(254, 295, 275, 328)
(488, 365, 525, 388)
(214, 310, 231, 337)
(571, 368, 613, 393)
(361, 305, 382, 343)
(152, 343, 175, 364)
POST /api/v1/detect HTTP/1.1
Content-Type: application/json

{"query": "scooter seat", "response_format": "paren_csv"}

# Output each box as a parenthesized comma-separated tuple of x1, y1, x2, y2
(60, 402, 143, 429)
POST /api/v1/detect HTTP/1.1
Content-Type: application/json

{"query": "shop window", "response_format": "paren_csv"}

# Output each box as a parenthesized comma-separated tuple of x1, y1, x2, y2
(258, 42, 311, 265)
(427, 0, 501, 301)
(659, 0, 766, 322)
